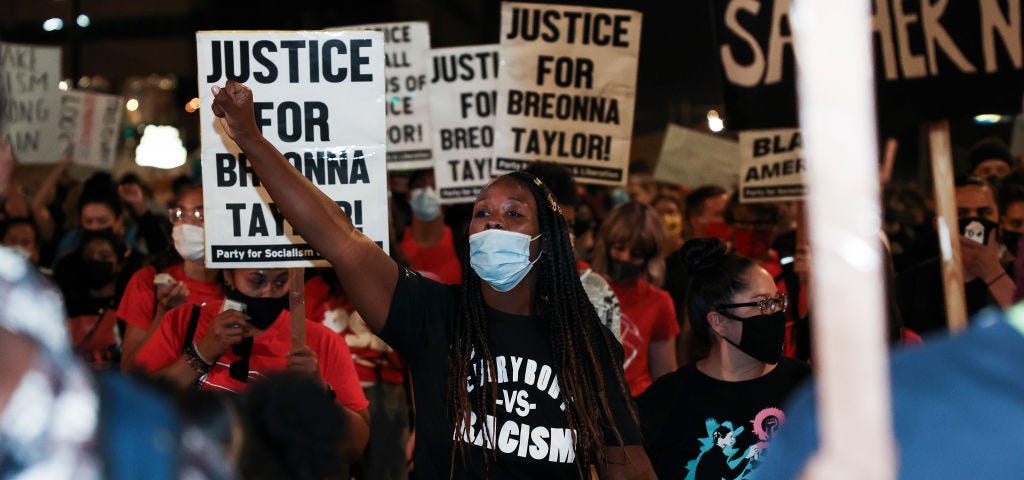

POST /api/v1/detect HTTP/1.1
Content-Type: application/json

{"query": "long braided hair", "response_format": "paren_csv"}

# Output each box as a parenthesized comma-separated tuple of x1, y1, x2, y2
(447, 171, 636, 476)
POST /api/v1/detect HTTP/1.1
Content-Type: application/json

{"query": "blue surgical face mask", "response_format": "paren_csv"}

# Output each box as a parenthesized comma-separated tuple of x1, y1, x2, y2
(469, 229, 542, 292)
(410, 187, 441, 221)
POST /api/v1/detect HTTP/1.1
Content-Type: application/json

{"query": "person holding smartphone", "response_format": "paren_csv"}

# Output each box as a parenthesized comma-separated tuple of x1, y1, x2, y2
(896, 176, 1015, 334)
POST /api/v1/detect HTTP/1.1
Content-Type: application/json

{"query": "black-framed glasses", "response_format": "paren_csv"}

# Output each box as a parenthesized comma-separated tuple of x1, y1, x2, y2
(169, 206, 204, 224)
(716, 293, 789, 316)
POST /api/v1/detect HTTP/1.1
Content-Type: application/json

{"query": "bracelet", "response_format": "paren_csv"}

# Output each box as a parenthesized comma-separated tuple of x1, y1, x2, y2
(192, 342, 214, 365)
(986, 271, 1009, 287)
(183, 344, 212, 375)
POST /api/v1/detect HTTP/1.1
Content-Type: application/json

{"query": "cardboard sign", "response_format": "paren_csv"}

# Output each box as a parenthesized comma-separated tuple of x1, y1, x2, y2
(429, 45, 500, 204)
(197, 31, 388, 268)
(653, 124, 740, 189)
(493, 3, 643, 186)
(332, 22, 433, 170)
(714, 0, 1024, 131)
(738, 128, 804, 202)
(57, 90, 123, 170)
(0, 42, 62, 165)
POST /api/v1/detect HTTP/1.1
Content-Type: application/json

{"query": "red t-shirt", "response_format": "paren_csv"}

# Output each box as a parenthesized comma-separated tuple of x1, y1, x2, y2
(610, 278, 680, 397)
(68, 309, 119, 370)
(304, 276, 406, 385)
(117, 264, 223, 330)
(399, 226, 462, 284)
(134, 299, 369, 412)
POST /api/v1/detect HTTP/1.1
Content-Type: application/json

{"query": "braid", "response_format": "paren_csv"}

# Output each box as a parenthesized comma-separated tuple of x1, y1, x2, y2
(448, 171, 637, 477)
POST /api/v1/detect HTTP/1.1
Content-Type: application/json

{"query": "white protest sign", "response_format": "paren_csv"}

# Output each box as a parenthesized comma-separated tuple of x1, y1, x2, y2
(331, 22, 433, 171)
(738, 128, 805, 203)
(493, 3, 642, 186)
(0, 42, 62, 165)
(429, 45, 499, 204)
(653, 124, 740, 189)
(57, 90, 123, 170)
(197, 31, 388, 268)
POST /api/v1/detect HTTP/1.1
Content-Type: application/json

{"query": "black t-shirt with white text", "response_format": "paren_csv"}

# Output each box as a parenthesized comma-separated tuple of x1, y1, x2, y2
(380, 267, 641, 479)
(637, 358, 809, 480)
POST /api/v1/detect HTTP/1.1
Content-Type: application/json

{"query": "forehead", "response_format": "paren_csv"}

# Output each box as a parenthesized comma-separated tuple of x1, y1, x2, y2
(177, 189, 203, 207)
(476, 177, 536, 209)
(1006, 202, 1024, 217)
(235, 268, 287, 277)
(735, 265, 776, 297)
(955, 185, 996, 208)
(81, 203, 115, 217)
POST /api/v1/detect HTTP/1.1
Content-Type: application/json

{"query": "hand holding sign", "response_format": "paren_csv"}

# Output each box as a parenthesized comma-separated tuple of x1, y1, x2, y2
(211, 81, 258, 143)
(287, 346, 325, 388)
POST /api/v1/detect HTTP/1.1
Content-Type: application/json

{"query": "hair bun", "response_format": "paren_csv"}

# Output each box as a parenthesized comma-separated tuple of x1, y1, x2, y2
(680, 237, 728, 273)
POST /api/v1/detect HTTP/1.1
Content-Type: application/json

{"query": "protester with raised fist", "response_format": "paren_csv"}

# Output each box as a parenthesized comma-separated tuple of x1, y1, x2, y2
(210, 79, 652, 479)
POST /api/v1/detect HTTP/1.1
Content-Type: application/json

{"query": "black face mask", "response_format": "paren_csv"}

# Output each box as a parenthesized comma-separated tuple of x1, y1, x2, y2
(81, 259, 116, 286)
(1003, 230, 1022, 256)
(719, 310, 787, 364)
(226, 289, 288, 330)
(607, 259, 645, 283)
(959, 217, 998, 245)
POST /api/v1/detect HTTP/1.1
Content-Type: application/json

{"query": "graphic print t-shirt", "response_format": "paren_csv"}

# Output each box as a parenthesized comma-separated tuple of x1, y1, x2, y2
(380, 268, 641, 479)
(637, 358, 809, 480)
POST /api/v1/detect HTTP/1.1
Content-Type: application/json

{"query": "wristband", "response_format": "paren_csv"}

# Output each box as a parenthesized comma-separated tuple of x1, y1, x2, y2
(986, 271, 1008, 287)
(184, 344, 212, 375)
(192, 342, 214, 365)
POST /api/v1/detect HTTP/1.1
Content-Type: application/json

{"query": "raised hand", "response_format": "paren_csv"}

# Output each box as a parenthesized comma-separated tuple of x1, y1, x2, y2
(210, 81, 259, 143)
(196, 308, 247, 361)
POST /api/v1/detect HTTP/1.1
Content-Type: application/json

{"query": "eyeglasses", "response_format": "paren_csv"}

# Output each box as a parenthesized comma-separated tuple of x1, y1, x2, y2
(169, 206, 204, 224)
(716, 293, 789, 316)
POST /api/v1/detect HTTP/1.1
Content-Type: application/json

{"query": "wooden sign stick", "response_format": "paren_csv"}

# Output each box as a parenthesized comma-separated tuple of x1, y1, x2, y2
(927, 121, 969, 333)
(289, 268, 306, 351)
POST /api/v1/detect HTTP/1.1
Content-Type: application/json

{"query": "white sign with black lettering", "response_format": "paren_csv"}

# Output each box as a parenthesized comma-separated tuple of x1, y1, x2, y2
(1, 42, 62, 165)
(429, 45, 499, 204)
(197, 30, 388, 268)
(331, 22, 433, 170)
(57, 90, 123, 170)
(738, 128, 805, 203)
(493, 3, 642, 186)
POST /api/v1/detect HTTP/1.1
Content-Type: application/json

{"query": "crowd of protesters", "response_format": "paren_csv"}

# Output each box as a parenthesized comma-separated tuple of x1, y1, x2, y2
(2, 120, 1023, 479)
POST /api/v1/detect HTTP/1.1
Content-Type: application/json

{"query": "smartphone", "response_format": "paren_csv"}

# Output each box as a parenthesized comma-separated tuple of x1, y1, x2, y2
(221, 298, 246, 313)
(154, 273, 174, 287)
(960, 218, 993, 244)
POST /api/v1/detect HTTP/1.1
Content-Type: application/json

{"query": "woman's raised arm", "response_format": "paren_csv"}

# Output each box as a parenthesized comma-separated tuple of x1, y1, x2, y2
(210, 81, 397, 332)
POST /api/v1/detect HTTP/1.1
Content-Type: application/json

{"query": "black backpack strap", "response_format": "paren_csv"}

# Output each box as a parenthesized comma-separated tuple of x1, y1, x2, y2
(180, 305, 201, 353)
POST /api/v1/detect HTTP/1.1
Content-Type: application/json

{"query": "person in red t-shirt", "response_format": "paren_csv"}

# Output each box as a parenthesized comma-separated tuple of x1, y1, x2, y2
(592, 201, 680, 397)
(134, 267, 370, 461)
(119, 186, 223, 368)
(398, 170, 461, 285)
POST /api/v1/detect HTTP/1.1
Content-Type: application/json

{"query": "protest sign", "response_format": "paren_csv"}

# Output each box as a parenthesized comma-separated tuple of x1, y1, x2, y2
(57, 90, 123, 170)
(713, 0, 1024, 131)
(493, 3, 642, 186)
(332, 22, 433, 170)
(0, 42, 62, 164)
(197, 30, 388, 268)
(653, 124, 740, 189)
(429, 44, 499, 204)
(738, 128, 804, 202)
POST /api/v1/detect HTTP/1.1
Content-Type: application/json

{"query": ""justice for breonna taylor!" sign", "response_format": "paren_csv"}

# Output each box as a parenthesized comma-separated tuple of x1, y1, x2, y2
(331, 22, 433, 171)
(1, 42, 63, 165)
(493, 3, 642, 186)
(197, 31, 388, 268)
(429, 44, 500, 204)
(738, 128, 805, 203)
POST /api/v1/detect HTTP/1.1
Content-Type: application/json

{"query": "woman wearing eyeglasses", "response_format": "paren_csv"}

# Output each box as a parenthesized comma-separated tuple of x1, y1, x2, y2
(118, 185, 225, 368)
(636, 237, 809, 480)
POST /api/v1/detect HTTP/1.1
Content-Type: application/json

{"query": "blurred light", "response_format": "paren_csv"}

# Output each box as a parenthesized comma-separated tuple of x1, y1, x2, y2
(185, 97, 200, 113)
(707, 109, 725, 133)
(973, 114, 1005, 124)
(77, 76, 91, 88)
(158, 78, 176, 90)
(43, 18, 63, 32)
(76, 14, 90, 28)
(126, 98, 139, 111)
(136, 126, 187, 169)
(58, 81, 69, 91)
